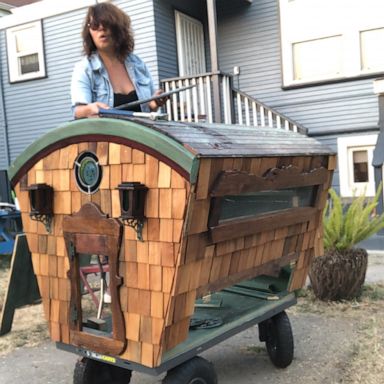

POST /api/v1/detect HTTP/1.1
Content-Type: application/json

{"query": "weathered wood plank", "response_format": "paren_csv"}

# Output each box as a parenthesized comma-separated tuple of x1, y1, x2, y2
(210, 207, 316, 243)
(211, 167, 328, 196)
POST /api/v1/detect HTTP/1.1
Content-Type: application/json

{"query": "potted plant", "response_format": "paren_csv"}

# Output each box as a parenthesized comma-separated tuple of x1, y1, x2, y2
(309, 185, 384, 301)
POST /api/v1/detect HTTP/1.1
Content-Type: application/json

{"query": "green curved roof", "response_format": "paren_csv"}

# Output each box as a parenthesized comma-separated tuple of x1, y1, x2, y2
(8, 118, 198, 184)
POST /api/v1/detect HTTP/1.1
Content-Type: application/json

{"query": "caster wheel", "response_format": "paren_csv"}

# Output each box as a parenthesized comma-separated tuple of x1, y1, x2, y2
(162, 356, 217, 384)
(73, 357, 132, 384)
(259, 310, 294, 368)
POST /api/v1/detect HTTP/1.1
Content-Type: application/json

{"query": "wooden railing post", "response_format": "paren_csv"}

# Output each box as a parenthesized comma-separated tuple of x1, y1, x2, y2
(207, 0, 221, 123)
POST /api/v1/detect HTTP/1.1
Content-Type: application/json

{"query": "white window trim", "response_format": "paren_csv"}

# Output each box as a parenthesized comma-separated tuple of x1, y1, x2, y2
(6, 20, 46, 83)
(337, 134, 378, 197)
(279, 0, 384, 87)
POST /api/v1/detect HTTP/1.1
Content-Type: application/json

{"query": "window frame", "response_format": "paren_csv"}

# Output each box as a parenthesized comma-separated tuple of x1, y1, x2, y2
(6, 20, 46, 83)
(337, 134, 377, 197)
(207, 166, 329, 243)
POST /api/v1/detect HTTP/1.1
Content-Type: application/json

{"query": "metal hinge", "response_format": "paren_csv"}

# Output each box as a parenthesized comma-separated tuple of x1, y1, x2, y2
(68, 241, 75, 261)
(70, 304, 78, 322)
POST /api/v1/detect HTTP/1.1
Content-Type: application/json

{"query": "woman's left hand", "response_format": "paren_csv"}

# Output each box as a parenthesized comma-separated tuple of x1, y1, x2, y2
(149, 89, 168, 111)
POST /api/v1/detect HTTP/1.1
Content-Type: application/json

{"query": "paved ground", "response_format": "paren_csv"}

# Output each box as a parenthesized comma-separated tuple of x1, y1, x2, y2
(365, 251, 384, 283)
(0, 252, 382, 384)
(0, 312, 358, 384)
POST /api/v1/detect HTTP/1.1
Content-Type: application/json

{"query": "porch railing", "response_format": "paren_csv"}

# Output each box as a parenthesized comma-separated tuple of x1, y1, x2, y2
(161, 72, 306, 134)
(161, 72, 233, 124)
(232, 88, 306, 134)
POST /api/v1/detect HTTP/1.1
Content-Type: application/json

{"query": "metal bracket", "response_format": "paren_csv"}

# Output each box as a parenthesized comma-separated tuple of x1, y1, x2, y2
(121, 218, 145, 241)
(29, 213, 52, 233)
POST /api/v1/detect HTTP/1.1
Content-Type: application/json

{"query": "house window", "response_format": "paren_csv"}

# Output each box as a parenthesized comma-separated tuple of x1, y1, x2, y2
(293, 36, 342, 81)
(6, 21, 46, 83)
(352, 150, 369, 183)
(360, 28, 384, 72)
(279, 0, 384, 86)
(337, 135, 377, 197)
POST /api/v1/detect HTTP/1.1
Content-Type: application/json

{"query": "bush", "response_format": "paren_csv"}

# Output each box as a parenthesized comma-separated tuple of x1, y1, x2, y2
(323, 185, 384, 251)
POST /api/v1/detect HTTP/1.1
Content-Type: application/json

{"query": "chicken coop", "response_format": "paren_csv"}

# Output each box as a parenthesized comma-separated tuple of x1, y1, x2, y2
(8, 113, 335, 383)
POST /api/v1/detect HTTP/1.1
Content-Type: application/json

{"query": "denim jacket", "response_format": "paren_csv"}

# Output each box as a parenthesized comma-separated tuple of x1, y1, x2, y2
(71, 52, 155, 114)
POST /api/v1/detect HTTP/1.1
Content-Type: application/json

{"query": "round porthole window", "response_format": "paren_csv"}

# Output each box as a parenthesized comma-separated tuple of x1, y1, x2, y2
(74, 152, 102, 194)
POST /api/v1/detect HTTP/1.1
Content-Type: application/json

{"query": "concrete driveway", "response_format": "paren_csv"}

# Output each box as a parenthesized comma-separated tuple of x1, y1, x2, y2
(0, 252, 382, 384)
(0, 311, 359, 384)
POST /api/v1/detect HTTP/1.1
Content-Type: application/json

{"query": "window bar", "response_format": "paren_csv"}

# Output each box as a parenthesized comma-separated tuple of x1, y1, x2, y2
(206, 75, 213, 123)
(276, 115, 282, 129)
(260, 105, 265, 126)
(192, 78, 199, 122)
(164, 82, 172, 121)
(245, 97, 250, 126)
(179, 79, 185, 122)
(185, 78, 192, 122)
(170, 80, 178, 121)
(237, 93, 243, 125)
(198, 76, 206, 121)
(222, 76, 229, 124)
(252, 101, 258, 126)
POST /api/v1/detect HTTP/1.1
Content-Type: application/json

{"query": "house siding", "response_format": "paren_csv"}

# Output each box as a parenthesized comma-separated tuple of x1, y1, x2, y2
(0, 0, 157, 170)
(0, 32, 9, 168)
(216, 0, 380, 191)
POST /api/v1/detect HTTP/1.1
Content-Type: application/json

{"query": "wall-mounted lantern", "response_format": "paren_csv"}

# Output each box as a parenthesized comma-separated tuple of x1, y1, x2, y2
(117, 182, 148, 241)
(27, 183, 53, 233)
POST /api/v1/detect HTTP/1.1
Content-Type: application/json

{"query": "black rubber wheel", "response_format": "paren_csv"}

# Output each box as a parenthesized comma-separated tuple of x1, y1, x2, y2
(162, 356, 217, 384)
(263, 311, 294, 368)
(73, 357, 132, 384)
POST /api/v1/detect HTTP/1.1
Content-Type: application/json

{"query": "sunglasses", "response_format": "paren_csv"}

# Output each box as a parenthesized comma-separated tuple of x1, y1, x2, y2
(87, 20, 107, 31)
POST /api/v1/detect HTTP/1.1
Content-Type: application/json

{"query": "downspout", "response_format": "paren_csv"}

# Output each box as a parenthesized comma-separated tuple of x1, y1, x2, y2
(0, 33, 10, 167)
(206, 0, 221, 123)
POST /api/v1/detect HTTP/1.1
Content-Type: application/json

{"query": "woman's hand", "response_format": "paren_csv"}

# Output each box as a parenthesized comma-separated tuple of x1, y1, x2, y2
(74, 102, 110, 119)
(149, 89, 169, 111)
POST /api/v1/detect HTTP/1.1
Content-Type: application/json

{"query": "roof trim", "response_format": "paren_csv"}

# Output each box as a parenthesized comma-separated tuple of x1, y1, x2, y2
(8, 118, 198, 185)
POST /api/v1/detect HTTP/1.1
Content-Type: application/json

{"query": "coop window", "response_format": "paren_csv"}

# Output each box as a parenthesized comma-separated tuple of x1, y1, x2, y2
(218, 186, 315, 223)
(78, 253, 112, 334)
(6, 21, 46, 83)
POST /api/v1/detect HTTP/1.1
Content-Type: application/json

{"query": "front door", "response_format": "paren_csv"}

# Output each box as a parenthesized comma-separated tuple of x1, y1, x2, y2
(175, 10, 206, 76)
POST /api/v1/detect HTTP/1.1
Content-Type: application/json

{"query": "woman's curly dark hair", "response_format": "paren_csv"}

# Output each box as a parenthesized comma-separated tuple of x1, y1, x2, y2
(82, 2, 134, 61)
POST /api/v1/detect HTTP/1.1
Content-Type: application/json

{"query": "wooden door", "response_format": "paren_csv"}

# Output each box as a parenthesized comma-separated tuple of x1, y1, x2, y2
(63, 203, 125, 355)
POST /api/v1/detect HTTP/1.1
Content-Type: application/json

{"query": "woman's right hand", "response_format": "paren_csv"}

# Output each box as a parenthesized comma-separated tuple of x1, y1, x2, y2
(74, 102, 110, 119)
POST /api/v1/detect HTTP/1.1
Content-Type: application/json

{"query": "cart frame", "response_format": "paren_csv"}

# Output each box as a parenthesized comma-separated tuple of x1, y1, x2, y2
(57, 275, 296, 377)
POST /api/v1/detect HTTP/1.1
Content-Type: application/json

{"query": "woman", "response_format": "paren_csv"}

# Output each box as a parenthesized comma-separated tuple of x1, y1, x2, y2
(71, 2, 165, 118)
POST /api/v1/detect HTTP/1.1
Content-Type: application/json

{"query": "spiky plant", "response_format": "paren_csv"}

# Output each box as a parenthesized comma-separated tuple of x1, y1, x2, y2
(323, 184, 384, 251)
(310, 185, 384, 301)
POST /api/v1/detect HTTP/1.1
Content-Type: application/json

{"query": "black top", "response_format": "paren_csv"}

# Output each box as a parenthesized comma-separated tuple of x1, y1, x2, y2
(113, 90, 141, 112)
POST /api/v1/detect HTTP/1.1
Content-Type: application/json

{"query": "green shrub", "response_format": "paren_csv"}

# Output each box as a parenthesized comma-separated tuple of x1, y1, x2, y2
(323, 185, 384, 251)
